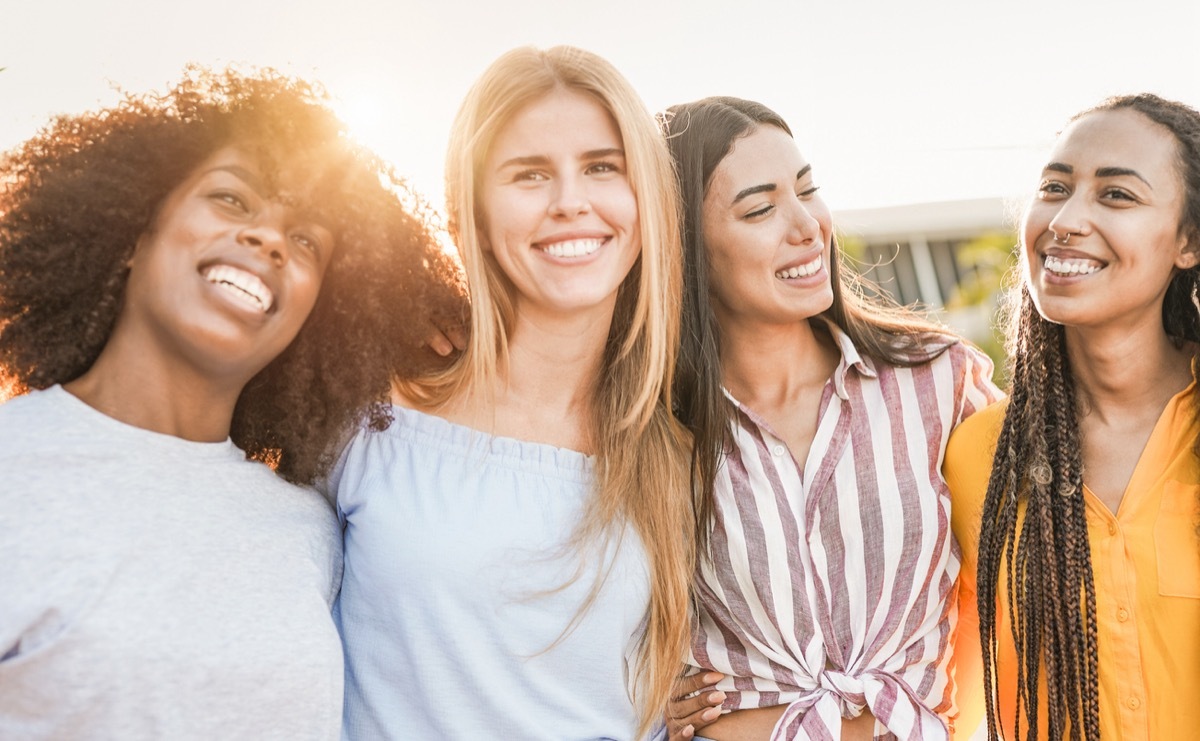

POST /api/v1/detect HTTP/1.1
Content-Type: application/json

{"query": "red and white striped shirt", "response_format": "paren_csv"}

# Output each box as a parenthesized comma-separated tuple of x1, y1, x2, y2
(689, 322, 1000, 740)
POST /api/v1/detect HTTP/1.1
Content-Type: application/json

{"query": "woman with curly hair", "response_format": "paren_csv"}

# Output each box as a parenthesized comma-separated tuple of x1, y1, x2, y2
(0, 68, 463, 739)
(658, 97, 1000, 741)
(330, 46, 693, 739)
(945, 95, 1200, 739)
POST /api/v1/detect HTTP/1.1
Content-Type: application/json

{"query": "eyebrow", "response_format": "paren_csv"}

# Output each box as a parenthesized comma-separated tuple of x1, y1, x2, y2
(1044, 162, 1152, 188)
(732, 165, 813, 205)
(209, 164, 268, 195)
(496, 148, 625, 170)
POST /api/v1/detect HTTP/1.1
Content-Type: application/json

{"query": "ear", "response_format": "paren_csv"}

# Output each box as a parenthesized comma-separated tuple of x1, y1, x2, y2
(1176, 227, 1200, 270)
(127, 232, 150, 269)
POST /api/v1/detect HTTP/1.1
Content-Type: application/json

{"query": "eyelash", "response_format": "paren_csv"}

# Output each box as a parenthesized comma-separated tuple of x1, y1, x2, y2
(1038, 181, 1137, 203)
(291, 232, 322, 256)
(1039, 181, 1068, 197)
(744, 186, 822, 219)
(212, 190, 250, 211)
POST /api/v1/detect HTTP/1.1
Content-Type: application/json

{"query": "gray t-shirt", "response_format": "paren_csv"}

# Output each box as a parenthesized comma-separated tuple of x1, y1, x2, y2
(0, 385, 343, 740)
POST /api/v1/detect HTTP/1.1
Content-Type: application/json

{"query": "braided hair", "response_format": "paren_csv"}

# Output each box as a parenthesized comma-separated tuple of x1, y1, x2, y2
(977, 93, 1200, 740)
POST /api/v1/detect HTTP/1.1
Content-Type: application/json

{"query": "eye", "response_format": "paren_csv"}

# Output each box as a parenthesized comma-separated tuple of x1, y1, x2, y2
(585, 160, 622, 176)
(744, 204, 774, 220)
(798, 185, 821, 199)
(1038, 181, 1069, 198)
(291, 230, 324, 257)
(1101, 187, 1137, 203)
(513, 169, 549, 183)
(210, 189, 253, 212)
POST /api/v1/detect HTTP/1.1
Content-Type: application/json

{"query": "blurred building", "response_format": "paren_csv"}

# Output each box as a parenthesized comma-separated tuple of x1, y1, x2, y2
(835, 197, 1016, 368)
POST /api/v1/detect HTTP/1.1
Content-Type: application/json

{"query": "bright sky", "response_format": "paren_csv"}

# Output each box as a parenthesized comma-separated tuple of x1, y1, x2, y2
(4, 0, 1198, 218)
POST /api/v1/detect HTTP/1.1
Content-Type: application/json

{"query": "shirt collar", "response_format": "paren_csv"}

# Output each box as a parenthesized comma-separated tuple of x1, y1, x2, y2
(820, 317, 877, 401)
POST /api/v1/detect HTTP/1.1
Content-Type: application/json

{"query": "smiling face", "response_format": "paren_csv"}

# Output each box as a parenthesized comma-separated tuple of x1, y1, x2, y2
(1023, 108, 1196, 332)
(701, 124, 833, 331)
(116, 146, 336, 384)
(478, 88, 640, 324)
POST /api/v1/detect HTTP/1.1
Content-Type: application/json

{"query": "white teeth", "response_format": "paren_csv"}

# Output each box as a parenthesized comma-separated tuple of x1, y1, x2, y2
(1044, 255, 1103, 277)
(541, 238, 603, 258)
(202, 264, 274, 313)
(775, 255, 822, 280)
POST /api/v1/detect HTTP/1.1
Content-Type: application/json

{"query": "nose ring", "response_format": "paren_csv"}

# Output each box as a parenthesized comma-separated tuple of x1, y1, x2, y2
(1052, 230, 1073, 245)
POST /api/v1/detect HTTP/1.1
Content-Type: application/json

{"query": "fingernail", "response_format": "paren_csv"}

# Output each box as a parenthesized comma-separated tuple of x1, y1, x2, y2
(701, 707, 720, 721)
(702, 672, 721, 684)
(707, 690, 725, 704)
(683, 725, 695, 739)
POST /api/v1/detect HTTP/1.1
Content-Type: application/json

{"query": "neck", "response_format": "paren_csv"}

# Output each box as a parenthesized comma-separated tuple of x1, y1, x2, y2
(1065, 319, 1194, 418)
(65, 335, 245, 443)
(437, 301, 615, 452)
(718, 314, 839, 407)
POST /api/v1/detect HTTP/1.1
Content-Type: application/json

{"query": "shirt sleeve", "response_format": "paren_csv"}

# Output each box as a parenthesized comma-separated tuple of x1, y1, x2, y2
(944, 403, 1004, 740)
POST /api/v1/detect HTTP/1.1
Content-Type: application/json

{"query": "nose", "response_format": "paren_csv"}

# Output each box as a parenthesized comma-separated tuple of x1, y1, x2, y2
(786, 198, 822, 246)
(1047, 193, 1089, 242)
(548, 175, 590, 218)
(237, 206, 289, 267)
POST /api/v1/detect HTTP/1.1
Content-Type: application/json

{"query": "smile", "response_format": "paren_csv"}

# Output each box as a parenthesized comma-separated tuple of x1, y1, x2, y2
(202, 264, 275, 313)
(1044, 254, 1104, 277)
(775, 255, 822, 280)
(537, 238, 605, 258)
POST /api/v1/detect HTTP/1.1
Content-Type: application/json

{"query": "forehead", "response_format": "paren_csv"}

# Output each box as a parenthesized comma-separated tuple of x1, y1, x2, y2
(488, 88, 623, 157)
(708, 125, 804, 195)
(1053, 108, 1181, 178)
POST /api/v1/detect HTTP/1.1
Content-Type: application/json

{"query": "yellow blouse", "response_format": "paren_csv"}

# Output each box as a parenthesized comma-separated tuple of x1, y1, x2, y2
(945, 387, 1200, 740)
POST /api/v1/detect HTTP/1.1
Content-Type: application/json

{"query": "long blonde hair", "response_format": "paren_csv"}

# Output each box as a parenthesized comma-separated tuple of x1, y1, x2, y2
(418, 45, 693, 733)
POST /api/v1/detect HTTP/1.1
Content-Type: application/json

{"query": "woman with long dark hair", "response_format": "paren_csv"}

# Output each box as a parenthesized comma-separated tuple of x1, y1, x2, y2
(661, 97, 1000, 740)
(946, 94, 1200, 740)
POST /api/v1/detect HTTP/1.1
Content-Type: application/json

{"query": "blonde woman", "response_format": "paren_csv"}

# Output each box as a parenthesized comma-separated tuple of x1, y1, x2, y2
(330, 46, 693, 739)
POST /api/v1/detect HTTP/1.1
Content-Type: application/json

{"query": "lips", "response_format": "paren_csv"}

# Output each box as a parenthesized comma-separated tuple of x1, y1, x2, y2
(201, 263, 275, 313)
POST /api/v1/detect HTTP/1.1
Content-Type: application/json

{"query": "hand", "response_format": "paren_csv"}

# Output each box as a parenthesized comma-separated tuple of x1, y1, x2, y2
(424, 322, 468, 357)
(666, 671, 725, 741)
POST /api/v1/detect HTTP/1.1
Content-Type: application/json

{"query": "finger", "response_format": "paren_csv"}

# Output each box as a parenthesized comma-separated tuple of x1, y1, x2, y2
(667, 722, 694, 741)
(671, 691, 725, 724)
(671, 671, 724, 700)
(446, 325, 469, 352)
(669, 688, 725, 720)
(426, 332, 454, 357)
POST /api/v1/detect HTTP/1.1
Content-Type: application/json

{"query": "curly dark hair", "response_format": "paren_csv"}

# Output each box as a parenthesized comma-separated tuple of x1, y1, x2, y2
(0, 66, 466, 484)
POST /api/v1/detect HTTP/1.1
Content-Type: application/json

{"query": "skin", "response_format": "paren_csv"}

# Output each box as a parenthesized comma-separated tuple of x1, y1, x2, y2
(1023, 108, 1198, 513)
(667, 126, 872, 741)
(404, 88, 641, 454)
(66, 146, 335, 442)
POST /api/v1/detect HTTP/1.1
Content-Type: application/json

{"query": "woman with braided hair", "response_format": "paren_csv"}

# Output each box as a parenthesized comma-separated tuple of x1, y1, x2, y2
(945, 94, 1200, 739)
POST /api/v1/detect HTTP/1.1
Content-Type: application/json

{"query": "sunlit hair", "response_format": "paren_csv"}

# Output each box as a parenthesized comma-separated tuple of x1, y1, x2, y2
(978, 93, 1200, 741)
(410, 45, 692, 733)
(0, 66, 465, 484)
(661, 96, 959, 550)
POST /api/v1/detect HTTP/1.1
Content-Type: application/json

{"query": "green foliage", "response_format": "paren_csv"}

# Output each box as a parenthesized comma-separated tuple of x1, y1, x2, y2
(942, 230, 1018, 388)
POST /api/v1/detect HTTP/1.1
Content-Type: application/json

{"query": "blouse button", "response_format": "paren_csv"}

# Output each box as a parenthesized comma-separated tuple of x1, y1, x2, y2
(1117, 608, 1129, 622)
(1128, 696, 1141, 710)
(1108, 523, 1118, 535)
(772, 445, 786, 457)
